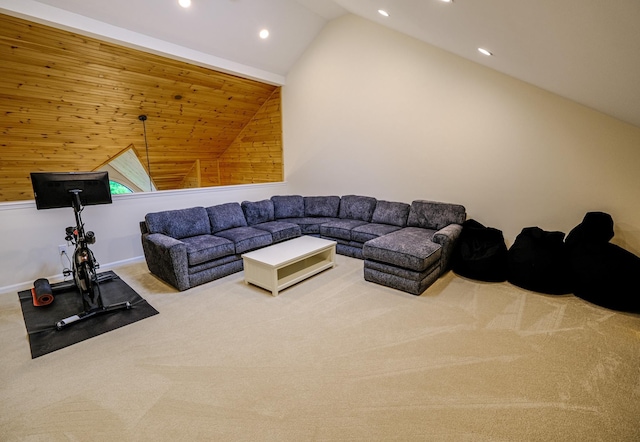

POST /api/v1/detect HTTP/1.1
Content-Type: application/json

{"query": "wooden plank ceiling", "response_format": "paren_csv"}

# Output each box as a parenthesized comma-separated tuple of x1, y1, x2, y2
(0, 13, 283, 202)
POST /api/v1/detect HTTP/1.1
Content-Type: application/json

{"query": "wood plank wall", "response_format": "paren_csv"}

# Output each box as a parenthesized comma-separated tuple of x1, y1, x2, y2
(218, 88, 283, 185)
(0, 13, 283, 202)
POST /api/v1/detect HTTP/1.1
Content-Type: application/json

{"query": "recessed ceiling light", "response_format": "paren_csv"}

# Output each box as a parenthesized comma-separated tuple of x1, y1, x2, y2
(478, 48, 493, 56)
(259, 29, 270, 39)
(378, 9, 390, 17)
(178, 0, 191, 8)
(440, 0, 453, 3)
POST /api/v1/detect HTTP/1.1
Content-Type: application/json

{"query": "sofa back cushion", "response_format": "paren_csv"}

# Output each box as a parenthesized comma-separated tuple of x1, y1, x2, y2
(145, 206, 210, 239)
(271, 195, 305, 219)
(241, 199, 275, 225)
(371, 200, 410, 227)
(338, 195, 377, 222)
(304, 196, 340, 218)
(206, 202, 248, 233)
(407, 200, 466, 230)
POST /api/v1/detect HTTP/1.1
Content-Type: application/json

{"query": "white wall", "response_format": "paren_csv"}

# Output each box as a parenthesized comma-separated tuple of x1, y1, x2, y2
(0, 183, 289, 291)
(283, 15, 640, 252)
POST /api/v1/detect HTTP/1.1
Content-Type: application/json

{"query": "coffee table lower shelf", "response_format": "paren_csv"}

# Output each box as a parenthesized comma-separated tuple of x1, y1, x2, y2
(242, 236, 336, 296)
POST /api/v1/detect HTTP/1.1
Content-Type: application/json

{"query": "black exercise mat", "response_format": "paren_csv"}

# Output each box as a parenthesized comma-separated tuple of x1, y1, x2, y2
(18, 271, 159, 358)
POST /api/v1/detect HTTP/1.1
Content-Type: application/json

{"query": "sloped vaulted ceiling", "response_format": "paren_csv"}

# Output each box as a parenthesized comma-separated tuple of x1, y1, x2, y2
(8, 0, 638, 129)
(332, 0, 640, 129)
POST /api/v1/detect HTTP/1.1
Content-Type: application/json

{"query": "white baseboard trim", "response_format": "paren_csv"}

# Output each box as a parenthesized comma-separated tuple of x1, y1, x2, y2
(1, 256, 146, 294)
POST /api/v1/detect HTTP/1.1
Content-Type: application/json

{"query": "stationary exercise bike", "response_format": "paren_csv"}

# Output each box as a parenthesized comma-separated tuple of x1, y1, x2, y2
(30, 171, 131, 330)
(54, 189, 131, 330)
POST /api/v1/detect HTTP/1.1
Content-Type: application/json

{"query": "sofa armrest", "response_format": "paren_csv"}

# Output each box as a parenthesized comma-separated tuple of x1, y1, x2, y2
(432, 224, 463, 272)
(141, 233, 190, 291)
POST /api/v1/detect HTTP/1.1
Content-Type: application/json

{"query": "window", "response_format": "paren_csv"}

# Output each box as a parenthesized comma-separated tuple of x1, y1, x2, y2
(109, 181, 133, 195)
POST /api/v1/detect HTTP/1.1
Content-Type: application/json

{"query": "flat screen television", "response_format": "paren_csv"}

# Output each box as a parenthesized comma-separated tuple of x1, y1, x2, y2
(30, 171, 112, 210)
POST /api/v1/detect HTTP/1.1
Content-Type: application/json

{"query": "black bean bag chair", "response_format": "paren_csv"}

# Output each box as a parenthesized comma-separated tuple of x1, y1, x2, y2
(507, 227, 572, 295)
(565, 211, 614, 245)
(452, 219, 508, 282)
(565, 212, 640, 312)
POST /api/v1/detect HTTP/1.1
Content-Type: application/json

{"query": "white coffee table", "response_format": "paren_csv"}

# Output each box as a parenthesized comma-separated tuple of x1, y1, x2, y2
(241, 236, 337, 296)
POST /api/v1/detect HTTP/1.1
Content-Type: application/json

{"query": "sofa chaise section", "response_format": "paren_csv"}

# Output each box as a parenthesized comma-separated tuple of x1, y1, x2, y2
(363, 228, 443, 295)
(363, 200, 466, 295)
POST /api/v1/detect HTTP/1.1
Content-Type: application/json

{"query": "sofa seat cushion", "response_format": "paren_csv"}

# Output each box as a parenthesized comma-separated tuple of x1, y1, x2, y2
(351, 223, 403, 243)
(272, 195, 305, 219)
(252, 221, 301, 243)
(207, 202, 248, 233)
(304, 196, 340, 218)
(278, 217, 338, 235)
(181, 235, 235, 266)
(338, 195, 377, 222)
(145, 206, 210, 239)
(371, 200, 410, 227)
(215, 227, 273, 254)
(363, 227, 441, 272)
(320, 219, 369, 241)
(241, 199, 275, 225)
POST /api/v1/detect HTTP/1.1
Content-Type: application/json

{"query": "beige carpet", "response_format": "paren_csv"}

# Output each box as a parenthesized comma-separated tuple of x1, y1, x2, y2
(1, 255, 639, 441)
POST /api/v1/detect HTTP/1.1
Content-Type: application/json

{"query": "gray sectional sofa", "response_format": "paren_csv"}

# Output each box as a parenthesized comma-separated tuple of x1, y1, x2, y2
(140, 195, 466, 295)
